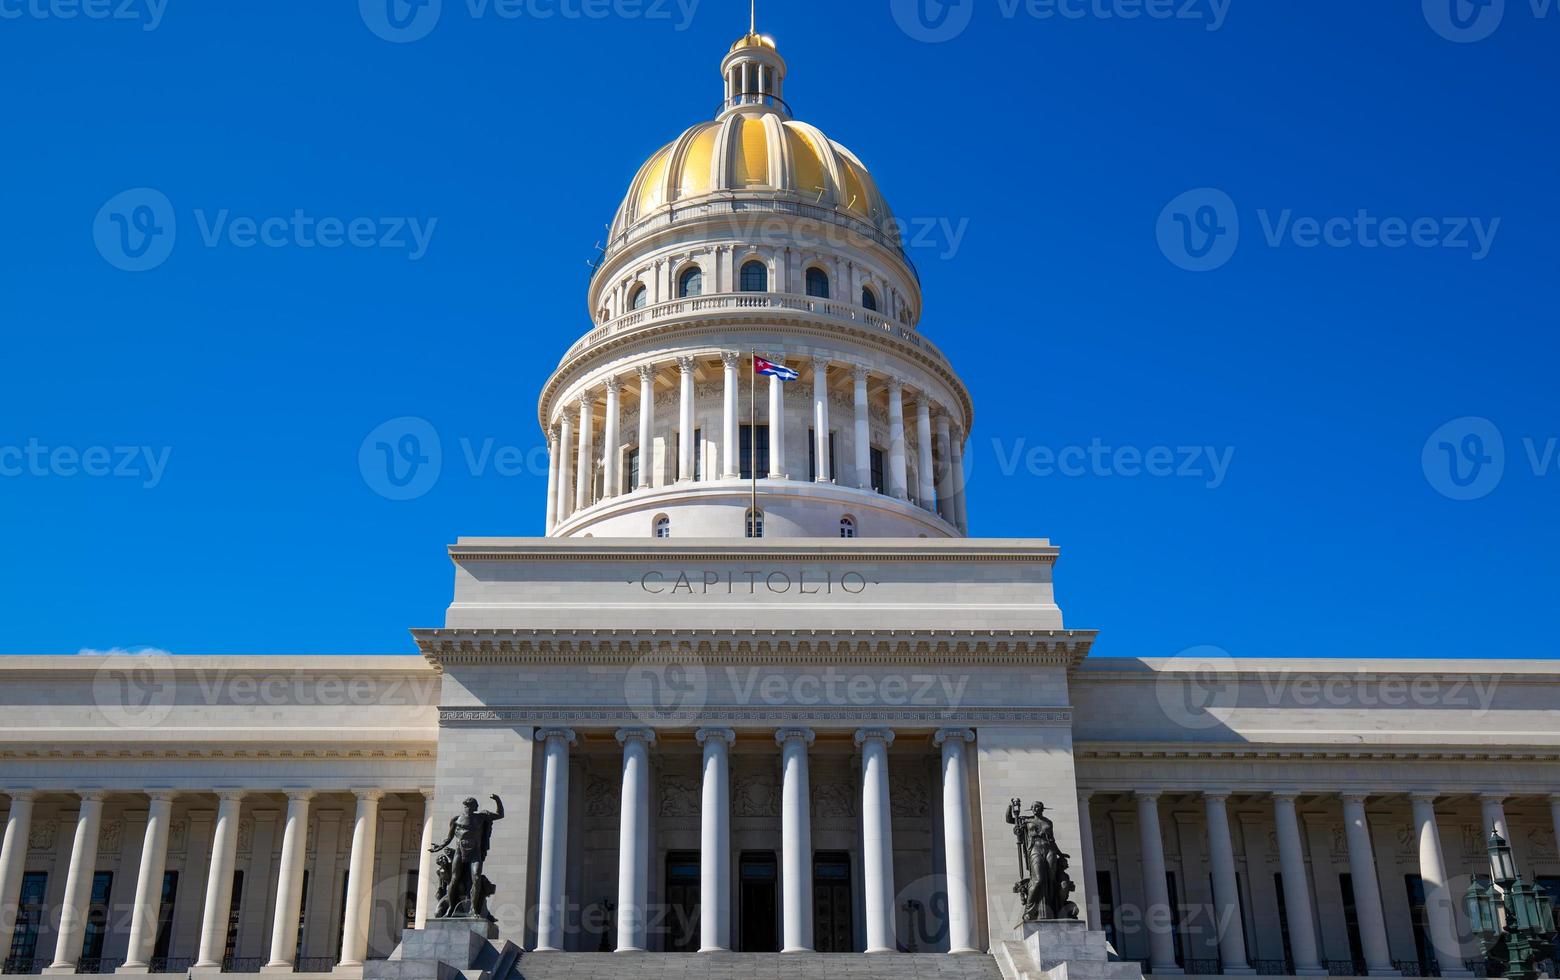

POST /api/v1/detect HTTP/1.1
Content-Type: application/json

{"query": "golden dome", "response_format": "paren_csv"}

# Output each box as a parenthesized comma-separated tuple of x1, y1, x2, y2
(611, 115, 900, 246)
(729, 31, 776, 52)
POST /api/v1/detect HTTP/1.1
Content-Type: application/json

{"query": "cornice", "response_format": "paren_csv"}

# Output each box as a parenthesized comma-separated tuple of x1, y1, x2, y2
(412, 629, 1095, 672)
(439, 705, 1073, 727)
(445, 540, 1056, 563)
(0, 746, 437, 762)
(1075, 742, 1560, 763)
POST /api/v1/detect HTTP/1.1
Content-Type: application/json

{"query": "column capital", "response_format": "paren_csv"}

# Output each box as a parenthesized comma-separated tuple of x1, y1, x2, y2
(853, 365, 870, 384)
(1203, 790, 1232, 804)
(1271, 790, 1303, 804)
(284, 790, 316, 803)
(548, 424, 560, 443)
(721, 350, 741, 369)
(1409, 791, 1442, 804)
(1478, 792, 1507, 803)
(352, 789, 385, 803)
(420, 789, 434, 802)
(676, 355, 697, 374)
(1549, 793, 1560, 804)
(774, 727, 815, 747)
(215, 789, 247, 804)
(1134, 789, 1162, 802)
(637, 363, 656, 383)
(696, 727, 736, 747)
(616, 727, 657, 747)
(78, 790, 109, 804)
(932, 728, 974, 747)
(577, 393, 592, 413)
(811, 357, 830, 373)
(538, 727, 577, 745)
(146, 790, 180, 804)
(887, 376, 904, 395)
(3, 789, 38, 803)
(1339, 792, 1371, 805)
(854, 727, 895, 748)
(604, 376, 622, 395)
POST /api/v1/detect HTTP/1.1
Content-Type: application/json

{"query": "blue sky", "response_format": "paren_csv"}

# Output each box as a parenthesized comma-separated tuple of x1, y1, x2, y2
(1, 0, 1555, 658)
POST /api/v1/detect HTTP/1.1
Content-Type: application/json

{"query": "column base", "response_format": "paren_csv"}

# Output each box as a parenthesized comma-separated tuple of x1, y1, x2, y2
(260, 965, 299, 974)
(1221, 969, 1256, 975)
(1294, 970, 1329, 977)
(1368, 971, 1405, 977)
(44, 969, 81, 976)
(115, 966, 153, 975)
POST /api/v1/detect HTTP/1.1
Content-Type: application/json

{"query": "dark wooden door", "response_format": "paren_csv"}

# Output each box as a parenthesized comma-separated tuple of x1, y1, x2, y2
(813, 852, 854, 952)
(663, 851, 700, 952)
(739, 852, 778, 952)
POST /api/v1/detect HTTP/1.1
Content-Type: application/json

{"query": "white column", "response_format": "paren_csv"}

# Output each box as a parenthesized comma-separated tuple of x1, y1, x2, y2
(1411, 793, 1472, 977)
(768, 371, 787, 479)
(812, 359, 831, 482)
(1203, 793, 1253, 974)
(262, 792, 313, 972)
(697, 728, 735, 952)
(677, 357, 696, 482)
(950, 426, 969, 533)
(776, 728, 814, 952)
(556, 413, 574, 524)
(0, 792, 36, 962)
(935, 729, 978, 954)
(337, 790, 383, 969)
(47, 791, 107, 973)
(1077, 792, 1102, 934)
(414, 792, 436, 930)
(122, 792, 176, 972)
(934, 415, 954, 522)
(1135, 791, 1182, 974)
(575, 395, 594, 510)
(602, 378, 622, 498)
(637, 364, 655, 490)
(1339, 794, 1396, 976)
(536, 728, 576, 951)
(853, 366, 871, 489)
(544, 427, 560, 533)
(194, 791, 245, 969)
(857, 728, 897, 954)
(887, 379, 908, 499)
(616, 728, 655, 952)
(1479, 794, 1508, 840)
(916, 396, 935, 507)
(721, 352, 740, 478)
(1272, 793, 1325, 976)
(1552, 795, 1560, 872)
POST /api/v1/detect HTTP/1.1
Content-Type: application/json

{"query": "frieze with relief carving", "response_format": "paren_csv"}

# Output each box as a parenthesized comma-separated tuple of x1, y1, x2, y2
(733, 771, 780, 818)
(585, 775, 616, 819)
(658, 774, 700, 818)
(889, 773, 929, 818)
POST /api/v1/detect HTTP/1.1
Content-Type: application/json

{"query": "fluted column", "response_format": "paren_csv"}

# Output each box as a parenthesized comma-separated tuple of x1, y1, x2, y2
(194, 791, 245, 969)
(1077, 792, 1102, 933)
(935, 729, 978, 954)
(1135, 791, 1182, 974)
(556, 412, 574, 525)
(1272, 793, 1324, 975)
(637, 364, 655, 490)
(536, 728, 577, 951)
(916, 396, 935, 507)
(616, 728, 655, 951)
(603, 378, 622, 498)
(852, 366, 871, 489)
(769, 371, 787, 479)
(857, 728, 897, 954)
(414, 792, 435, 931)
(122, 792, 177, 972)
(337, 790, 383, 969)
(1339, 794, 1395, 976)
(697, 728, 736, 952)
(1203, 793, 1253, 974)
(934, 414, 954, 522)
(950, 426, 969, 533)
(721, 353, 740, 478)
(1411, 793, 1472, 977)
(262, 792, 313, 972)
(776, 728, 814, 952)
(677, 357, 696, 482)
(575, 396, 594, 510)
(887, 379, 908, 499)
(812, 359, 831, 482)
(0, 792, 37, 962)
(47, 791, 108, 973)
(544, 427, 560, 533)
(1479, 794, 1508, 840)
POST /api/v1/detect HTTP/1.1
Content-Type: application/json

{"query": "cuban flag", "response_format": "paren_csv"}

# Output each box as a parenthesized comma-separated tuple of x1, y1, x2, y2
(754, 356, 799, 381)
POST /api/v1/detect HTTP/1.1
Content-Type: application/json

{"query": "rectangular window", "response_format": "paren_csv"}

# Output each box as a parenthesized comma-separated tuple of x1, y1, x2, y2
(740, 424, 770, 479)
(1340, 873, 1366, 974)
(82, 871, 115, 963)
(626, 446, 640, 492)
(870, 446, 885, 493)
(807, 430, 837, 482)
(1096, 871, 1117, 950)
(8, 871, 48, 970)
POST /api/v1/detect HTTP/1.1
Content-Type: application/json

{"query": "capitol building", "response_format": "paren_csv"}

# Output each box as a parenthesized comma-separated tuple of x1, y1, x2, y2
(2, 27, 1557, 980)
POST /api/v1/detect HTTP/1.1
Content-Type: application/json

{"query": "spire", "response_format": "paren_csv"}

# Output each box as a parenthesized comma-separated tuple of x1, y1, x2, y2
(720, 4, 787, 118)
(750, 0, 756, 34)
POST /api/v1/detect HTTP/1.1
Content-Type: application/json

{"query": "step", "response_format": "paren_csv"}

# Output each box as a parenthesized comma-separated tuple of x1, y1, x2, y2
(512, 951, 1005, 980)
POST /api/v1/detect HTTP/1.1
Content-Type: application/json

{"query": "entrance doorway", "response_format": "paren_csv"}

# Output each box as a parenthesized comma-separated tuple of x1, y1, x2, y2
(738, 852, 779, 952)
(663, 851, 700, 952)
(813, 851, 854, 952)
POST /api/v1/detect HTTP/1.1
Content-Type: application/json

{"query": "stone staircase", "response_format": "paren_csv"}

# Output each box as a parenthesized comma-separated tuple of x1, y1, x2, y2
(510, 952, 1006, 980)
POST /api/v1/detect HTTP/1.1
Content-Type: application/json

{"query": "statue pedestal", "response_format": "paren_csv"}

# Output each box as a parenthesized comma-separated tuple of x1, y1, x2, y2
(997, 920, 1146, 980)
(365, 918, 516, 980)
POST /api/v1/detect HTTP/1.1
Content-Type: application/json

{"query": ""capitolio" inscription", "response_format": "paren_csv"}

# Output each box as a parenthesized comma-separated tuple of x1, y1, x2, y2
(636, 569, 872, 595)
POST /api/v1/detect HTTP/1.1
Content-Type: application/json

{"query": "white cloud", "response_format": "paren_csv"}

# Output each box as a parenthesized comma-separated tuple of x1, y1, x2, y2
(75, 646, 176, 657)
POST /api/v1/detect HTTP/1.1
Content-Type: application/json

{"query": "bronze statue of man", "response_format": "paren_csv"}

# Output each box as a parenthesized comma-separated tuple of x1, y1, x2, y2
(429, 795, 505, 920)
(1007, 797, 1078, 921)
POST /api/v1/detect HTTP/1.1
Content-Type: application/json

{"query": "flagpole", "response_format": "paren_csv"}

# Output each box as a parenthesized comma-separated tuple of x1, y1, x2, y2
(749, 349, 758, 538)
